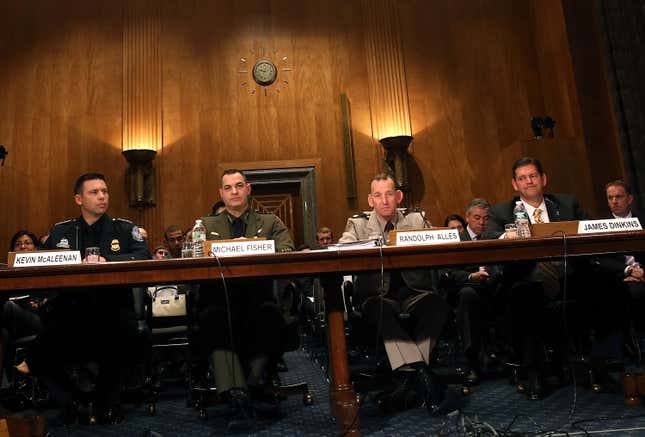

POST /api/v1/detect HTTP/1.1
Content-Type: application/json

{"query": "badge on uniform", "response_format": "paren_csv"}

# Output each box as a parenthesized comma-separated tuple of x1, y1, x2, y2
(131, 226, 144, 242)
(111, 239, 120, 252)
(56, 238, 70, 249)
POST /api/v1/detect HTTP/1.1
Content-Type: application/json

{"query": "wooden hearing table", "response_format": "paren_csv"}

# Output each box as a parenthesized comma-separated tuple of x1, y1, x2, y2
(2, 231, 645, 436)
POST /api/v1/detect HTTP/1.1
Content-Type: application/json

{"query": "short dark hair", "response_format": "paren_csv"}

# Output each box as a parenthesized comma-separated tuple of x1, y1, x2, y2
(605, 179, 632, 195)
(74, 173, 106, 195)
(10, 230, 39, 251)
(164, 225, 182, 240)
(211, 200, 226, 215)
(465, 198, 491, 216)
(443, 214, 467, 229)
(512, 157, 544, 179)
(220, 169, 247, 186)
(370, 172, 396, 191)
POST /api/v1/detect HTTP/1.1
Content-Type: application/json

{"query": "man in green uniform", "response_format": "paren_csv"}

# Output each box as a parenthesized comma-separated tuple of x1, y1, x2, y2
(196, 169, 293, 430)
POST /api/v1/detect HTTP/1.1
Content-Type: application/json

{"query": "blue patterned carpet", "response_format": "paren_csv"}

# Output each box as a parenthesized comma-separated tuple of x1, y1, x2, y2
(37, 349, 645, 437)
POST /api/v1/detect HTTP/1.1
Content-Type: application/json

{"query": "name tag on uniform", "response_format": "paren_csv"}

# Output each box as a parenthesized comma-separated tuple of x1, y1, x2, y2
(391, 228, 460, 246)
(578, 217, 642, 234)
(207, 239, 275, 257)
(9, 250, 82, 268)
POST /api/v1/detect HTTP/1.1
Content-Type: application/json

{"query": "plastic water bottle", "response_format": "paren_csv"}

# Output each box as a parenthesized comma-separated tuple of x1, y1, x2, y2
(513, 201, 532, 238)
(191, 219, 206, 257)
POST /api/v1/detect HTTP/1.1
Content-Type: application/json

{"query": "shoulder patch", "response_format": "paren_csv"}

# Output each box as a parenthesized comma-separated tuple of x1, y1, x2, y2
(131, 226, 144, 242)
(53, 218, 76, 226)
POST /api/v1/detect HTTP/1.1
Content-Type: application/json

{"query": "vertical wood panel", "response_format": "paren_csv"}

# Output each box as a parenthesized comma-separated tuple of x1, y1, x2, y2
(123, 0, 163, 246)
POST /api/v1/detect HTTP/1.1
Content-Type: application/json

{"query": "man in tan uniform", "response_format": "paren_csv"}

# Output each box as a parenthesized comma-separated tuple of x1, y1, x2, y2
(339, 173, 454, 415)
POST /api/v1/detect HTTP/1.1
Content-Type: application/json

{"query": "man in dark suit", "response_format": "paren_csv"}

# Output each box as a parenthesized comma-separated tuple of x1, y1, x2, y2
(488, 157, 590, 399)
(441, 198, 502, 385)
(591, 181, 645, 340)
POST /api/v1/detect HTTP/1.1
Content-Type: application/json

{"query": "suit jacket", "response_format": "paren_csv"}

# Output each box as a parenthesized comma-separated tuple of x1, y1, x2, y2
(339, 210, 437, 306)
(592, 208, 645, 279)
(440, 231, 502, 290)
(487, 193, 590, 285)
(486, 193, 590, 238)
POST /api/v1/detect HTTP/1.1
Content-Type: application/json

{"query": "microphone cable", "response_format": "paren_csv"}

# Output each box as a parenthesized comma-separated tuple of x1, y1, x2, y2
(211, 253, 245, 392)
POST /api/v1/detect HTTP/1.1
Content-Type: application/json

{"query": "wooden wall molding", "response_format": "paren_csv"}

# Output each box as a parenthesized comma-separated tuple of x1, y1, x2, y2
(122, 0, 163, 243)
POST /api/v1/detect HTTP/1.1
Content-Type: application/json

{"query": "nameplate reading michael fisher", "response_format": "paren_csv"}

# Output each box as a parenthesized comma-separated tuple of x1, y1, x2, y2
(393, 228, 460, 246)
(577, 217, 642, 234)
(208, 239, 276, 257)
(11, 250, 82, 268)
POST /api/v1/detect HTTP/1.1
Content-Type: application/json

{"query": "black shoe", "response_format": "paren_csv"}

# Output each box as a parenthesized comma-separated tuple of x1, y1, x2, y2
(414, 364, 461, 415)
(227, 389, 255, 432)
(376, 372, 421, 415)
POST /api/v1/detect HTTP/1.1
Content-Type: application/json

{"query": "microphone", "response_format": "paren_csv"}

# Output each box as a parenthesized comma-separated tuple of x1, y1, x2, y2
(412, 206, 433, 228)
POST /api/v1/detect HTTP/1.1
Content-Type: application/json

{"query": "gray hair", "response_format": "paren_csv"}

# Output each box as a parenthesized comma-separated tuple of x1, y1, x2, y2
(465, 198, 491, 216)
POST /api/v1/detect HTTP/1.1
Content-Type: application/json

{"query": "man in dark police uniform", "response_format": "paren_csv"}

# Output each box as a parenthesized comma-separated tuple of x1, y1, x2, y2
(22, 172, 150, 424)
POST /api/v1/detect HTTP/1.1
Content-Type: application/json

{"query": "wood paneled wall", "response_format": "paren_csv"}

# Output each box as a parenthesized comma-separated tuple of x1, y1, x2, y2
(0, 0, 624, 261)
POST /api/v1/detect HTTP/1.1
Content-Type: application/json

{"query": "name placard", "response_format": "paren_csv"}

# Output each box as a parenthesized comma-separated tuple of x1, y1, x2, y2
(10, 250, 82, 268)
(391, 228, 460, 246)
(578, 217, 642, 234)
(207, 239, 275, 257)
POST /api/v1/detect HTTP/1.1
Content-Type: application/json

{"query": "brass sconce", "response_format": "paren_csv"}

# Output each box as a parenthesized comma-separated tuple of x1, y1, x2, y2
(122, 149, 156, 208)
(379, 135, 413, 191)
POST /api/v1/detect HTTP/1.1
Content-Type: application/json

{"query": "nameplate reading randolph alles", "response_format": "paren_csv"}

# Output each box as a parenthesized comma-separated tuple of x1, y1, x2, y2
(10, 250, 82, 268)
(208, 239, 276, 257)
(577, 217, 642, 234)
(391, 228, 460, 246)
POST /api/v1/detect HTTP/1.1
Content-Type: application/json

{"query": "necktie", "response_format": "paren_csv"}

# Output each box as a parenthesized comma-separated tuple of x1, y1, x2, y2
(384, 221, 394, 232)
(232, 217, 245, 238)
(473, 235, 479, 241)
(533, 208, 544, 224)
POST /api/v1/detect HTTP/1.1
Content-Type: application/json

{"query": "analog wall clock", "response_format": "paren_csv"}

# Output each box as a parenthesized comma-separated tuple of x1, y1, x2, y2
(238, 48, 292, 96)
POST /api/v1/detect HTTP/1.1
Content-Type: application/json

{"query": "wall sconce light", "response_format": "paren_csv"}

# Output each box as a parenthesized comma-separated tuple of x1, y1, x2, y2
(122, 149, 156, 208)
(379, 135, 413, 191)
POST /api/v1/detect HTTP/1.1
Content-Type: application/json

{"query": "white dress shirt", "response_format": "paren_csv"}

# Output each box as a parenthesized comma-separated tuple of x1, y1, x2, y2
(522, 199, 550, 224)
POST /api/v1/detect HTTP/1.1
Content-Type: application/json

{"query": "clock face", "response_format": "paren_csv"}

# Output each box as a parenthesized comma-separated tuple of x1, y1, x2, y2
(252, 60, 277, 86)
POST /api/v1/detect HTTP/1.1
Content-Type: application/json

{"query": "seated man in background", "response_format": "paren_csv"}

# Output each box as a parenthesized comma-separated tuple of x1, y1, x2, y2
(163, 225, 184, 259)
(586, 180, 645, 377)
(440, 199, 502, 385)
(339, 173, 453, 415)
(196, 169, 294, 430)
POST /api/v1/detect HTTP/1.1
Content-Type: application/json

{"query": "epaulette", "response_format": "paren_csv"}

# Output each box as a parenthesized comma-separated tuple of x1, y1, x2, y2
(53, 218, 76, 226)
(351, 212, 369, 220)
(403, 207, 423, 216)
(113, 217, 134, 224)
